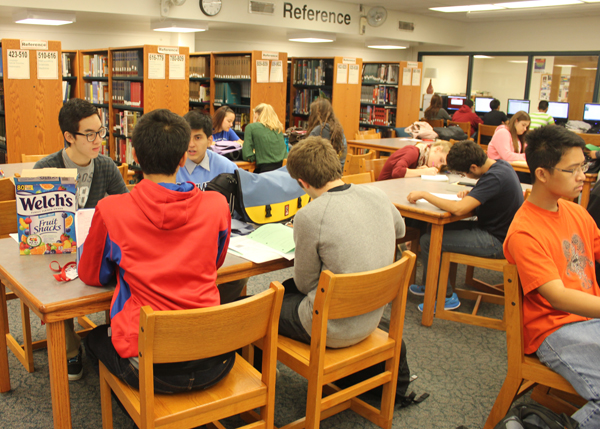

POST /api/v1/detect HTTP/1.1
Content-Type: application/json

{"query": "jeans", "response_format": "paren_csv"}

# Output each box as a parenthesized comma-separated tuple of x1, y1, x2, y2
(277, 278, 312, 345)
(420, 222, 504, 296)
(537, 319, 600, 429)
(85, 325, 235, 394)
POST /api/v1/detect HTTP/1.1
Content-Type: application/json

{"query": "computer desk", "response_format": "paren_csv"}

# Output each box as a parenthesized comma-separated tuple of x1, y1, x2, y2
(0, 238, 292, 428)
(346, 138, 419, 157)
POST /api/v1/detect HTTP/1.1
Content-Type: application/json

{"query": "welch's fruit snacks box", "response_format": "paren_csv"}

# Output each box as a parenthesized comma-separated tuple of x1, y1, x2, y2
(15, 168, 78, 255)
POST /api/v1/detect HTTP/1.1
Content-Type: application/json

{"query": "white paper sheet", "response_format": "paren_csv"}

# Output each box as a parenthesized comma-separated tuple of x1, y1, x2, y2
(269, 60, 283, 83)
(336, 64, 348, 84)
(412, 68, 422, 86)
(169, 54, 185, 79)
(348, 64, 360, 84)
(148, 53, 165, 79)
(37, 51, 58, 80)
(7, 49, 30, 79)
(256, 60, 269, 83)
(421, 175, 449, 182)
(402, 67, 411, 86)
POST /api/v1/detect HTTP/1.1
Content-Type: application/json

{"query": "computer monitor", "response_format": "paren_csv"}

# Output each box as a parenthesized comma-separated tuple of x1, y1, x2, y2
(474, 97, 494, 114)
(507, 99, 530, 116)
(583, 103, 600, 133)
(546, 102, 569, 121)
(446, 96, 466, 112)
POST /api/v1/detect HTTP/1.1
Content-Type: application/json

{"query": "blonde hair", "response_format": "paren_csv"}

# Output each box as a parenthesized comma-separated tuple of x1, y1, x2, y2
(432, 140, 451, 154)
(254, 103, 284, 133)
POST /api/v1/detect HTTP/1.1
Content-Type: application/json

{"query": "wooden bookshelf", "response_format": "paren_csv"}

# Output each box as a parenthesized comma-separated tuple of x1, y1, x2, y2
(1, 39, 63, 163)
(289, 56, 362, 141)
(189, 52, 211, 114)
(397, 61, 423, 126)
(61, 50, 79, 103)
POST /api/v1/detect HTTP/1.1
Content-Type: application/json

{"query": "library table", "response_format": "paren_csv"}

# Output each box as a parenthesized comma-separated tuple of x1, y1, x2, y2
(363, 175, 475, 327)
(0, 162, 35, 180)
(346, 138, 419, 157)
(0, 238, 292, 428)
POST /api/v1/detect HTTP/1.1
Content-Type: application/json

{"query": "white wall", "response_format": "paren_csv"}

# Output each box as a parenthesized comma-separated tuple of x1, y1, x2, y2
(419, 56, 470, 102)
(471, 56, 528, 109)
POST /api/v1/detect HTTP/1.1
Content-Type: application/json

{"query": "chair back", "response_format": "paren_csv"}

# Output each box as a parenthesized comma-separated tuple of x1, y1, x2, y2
(117, 164, 128, 182)
(577, 132, 600, 147)
(0, 179, 17, 238)
(0, 178, 16, 202)
(21, 154, 48, 163)
(448, 121, 471, 136)
(424, 119, 443, 128)
(354, 132, 381, 140)
(343, 151, 375, 175)
(341, 172, 374, 185)
(477, 124, 498, 150)
(359, 158, 387, 181)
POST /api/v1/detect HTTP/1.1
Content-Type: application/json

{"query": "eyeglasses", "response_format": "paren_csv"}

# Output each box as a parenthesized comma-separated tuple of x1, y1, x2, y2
(72, 127, 108, 142)
(550, 162, 590, 176)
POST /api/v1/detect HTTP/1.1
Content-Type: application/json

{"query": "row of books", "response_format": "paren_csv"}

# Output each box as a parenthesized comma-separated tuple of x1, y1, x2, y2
(82, 53, 109, 77)
(83, 81, 109, 104)
(62, 81, 75, 103)
(293, 59, 333, 86)
(359, 106, 396, 127)
(214, 55, 252, 79)
(61, 53, 75, 77)
(190, 82, 210, 103)
(114, 110, 141, 138)
(0, 81, 4, 110)
(99, 107, 110, 156)
(360, 85, 398, 105)
(112, 81, 143, 107)
(233, 111, 250, 132)
(362, 63, 399, 84)
(291, 117, 308, 128)
(214, 81, 250, 105)
(190, 56, 210, 78)
(292, 89, 331, 115)
(115, 136, 135, 165)
(112, 50, 142, 77)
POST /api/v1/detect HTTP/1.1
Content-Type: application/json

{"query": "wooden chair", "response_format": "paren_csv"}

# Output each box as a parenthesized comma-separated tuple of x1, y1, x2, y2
(477, 124, 498, 151)
(343, 151, 374, 176)
(117, 163, 128, 182)
(99, 282, 284, 429)
(484, 264, 581, 428)
(359, 158, 387, 181)
(577, 132, 600, 147)
(448, 121, 471, 137)
(423, 119, 443, 128)
(21, 154, 48, 163)
(273, 251, 416, 429)
(341, 172, 374, 185)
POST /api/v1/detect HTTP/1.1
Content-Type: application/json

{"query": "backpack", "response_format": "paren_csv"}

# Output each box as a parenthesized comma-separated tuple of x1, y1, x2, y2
(494, 404, 579, 429)
(209, 141, 243, 161)
(434, 126, 469, 141)
(285, 127, 307, 147)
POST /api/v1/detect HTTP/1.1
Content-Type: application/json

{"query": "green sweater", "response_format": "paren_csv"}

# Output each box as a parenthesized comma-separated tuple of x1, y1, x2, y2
(242, 122, 286, 165)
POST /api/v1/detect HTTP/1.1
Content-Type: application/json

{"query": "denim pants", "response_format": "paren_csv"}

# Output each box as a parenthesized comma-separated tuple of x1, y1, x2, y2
(277, 278, 312, 345)
(420, 222, 505, 296)
(85, 325, 235, 394)
(537, 319, 600, 429)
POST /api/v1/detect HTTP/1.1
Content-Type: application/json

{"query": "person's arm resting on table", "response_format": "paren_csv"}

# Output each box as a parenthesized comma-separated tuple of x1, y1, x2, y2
(78, 209, 115, 286)
(406, 189, 479, 216)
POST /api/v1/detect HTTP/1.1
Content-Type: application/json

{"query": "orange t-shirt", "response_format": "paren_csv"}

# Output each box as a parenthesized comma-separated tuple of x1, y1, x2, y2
(504, 199, 600, 354)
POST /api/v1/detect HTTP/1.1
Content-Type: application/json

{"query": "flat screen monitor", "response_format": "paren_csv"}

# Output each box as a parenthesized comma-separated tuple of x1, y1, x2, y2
(507, 99, 530, 115)
(547, 102, 569, 120)
(474, 97, 494, 114)
(446, 96, 466, 112)
(583, 103, 600, 122)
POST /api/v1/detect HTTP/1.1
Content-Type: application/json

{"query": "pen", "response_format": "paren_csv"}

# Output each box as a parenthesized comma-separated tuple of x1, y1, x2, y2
(0, 169, 4, 178)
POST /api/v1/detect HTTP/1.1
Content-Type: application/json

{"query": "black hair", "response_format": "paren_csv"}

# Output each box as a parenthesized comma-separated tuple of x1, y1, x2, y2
(463, 99, 474, 108)
(490, 99, 500, 110)
(538, 100, 549, 111)
(446, 140, 487, 173)
(132, 109, 191, 176)
(58, 98, 100, 147)
(524, 125, 585, 184)
(183, 110, 212, 138)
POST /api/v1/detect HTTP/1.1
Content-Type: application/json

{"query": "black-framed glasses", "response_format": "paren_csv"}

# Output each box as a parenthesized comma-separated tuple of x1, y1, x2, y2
(550, 162, 590, 176)
(72, 127, 107, 142)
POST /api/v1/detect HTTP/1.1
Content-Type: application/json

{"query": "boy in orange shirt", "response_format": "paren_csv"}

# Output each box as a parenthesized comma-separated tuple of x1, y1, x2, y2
(504, 125, 600, 428)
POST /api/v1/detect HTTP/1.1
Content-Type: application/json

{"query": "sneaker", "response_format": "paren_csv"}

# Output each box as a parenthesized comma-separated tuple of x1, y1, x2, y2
(417, 293, 461, 313)
(67, 347, 83, 381)
(409, 284, 426, 296)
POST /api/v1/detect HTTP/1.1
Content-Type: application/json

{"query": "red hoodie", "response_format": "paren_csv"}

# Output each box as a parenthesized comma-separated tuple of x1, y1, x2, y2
(79, 180, 230, 358)
(452, 105, 483, 136)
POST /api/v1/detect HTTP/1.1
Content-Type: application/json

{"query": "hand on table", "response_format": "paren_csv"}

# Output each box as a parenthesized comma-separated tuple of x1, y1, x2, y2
(407, 191, 426, 204)
(457, 189, 471, 199)
(417, 166, 439, 176)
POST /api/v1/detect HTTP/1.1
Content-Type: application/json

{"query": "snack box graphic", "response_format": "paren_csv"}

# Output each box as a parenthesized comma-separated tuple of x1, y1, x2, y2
(15, 168, 78, 256)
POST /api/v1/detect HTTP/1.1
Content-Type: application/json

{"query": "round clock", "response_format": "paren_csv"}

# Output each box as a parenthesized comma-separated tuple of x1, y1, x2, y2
(200, 0, 222, 16)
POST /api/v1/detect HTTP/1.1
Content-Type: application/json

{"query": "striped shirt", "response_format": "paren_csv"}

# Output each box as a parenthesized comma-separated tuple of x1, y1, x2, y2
(528, 112, 555, 130)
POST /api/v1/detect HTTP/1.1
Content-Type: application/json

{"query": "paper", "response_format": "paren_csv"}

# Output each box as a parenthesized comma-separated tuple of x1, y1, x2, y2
(269, 60, 283, 83)
(7, 49, 30, 79)
(256, 60, 269, 83)
(411, 68, 421, 86)
(336, 63, 348, 84)
(148, 53, 165, 79)
(348, 64, 360, 84)
(421, 175, 449, 182)
(169, 54, 185, 80)
(247, 223, 295, 254)
(228, 236, 293, 264)
(417, 193, 461, 203)
(402, 67, 411, 86)
(75, 209, 95, 247)
(37, 50, 58, 80)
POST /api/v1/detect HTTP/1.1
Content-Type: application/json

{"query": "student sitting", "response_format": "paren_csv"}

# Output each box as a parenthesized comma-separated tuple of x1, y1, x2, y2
(504, 125, 599, 429)
(176, 110, 237, 187)
(212, 106, 241, 142)
(279, 136, 405, 347)
(477, 98, 508, 146)
(80, 109, 235, 393)
(528, 100, 555, 130)
(487, 110, 530, 162)
(407, 141, 523, 311)
(424, 94, 451, 123)
(451, 99, 483, 137)
(242, 103, 287, 174)
(35, 98, 128, 381)
(379, 141, 450, 180)
(305, 98, 348, 170)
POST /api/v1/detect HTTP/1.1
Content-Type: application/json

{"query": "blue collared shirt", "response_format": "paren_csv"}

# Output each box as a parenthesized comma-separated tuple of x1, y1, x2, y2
(176, 150, 238, 187)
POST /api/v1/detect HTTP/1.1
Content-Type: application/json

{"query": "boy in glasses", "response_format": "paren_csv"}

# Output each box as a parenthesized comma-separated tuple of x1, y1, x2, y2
(34, 98, 128, 380)
(504, 125, 600, 429)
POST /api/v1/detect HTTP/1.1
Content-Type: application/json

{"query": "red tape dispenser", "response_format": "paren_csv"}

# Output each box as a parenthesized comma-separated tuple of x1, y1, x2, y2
(50, 261, 78, 282)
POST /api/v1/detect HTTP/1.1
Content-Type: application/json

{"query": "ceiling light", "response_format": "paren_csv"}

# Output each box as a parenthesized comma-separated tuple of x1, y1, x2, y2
(288, 31, 335, 43)
(474, 55, 495, 59)
(430, 4, 505, 12)
(583, 67, 598, 70)
(558, 64, 577, 67)
(151, 19, 208, 32)
(495, 0, 581, 8)
(509, 60, 529, 63)
(366, 39, 408, 50)
(13, 9, 75, 26)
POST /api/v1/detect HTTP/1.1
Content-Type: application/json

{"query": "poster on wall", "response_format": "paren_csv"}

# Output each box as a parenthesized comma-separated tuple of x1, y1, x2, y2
(539, 74, 552, 101)
(534, 58, 546, 73)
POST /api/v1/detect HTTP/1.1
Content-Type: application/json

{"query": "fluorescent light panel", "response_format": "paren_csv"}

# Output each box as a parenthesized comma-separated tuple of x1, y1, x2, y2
(151, 20, 208, 32)
(288, 31, 335, 43)
(366, 39, 407, 49)
(431, 0, 586, 12)
(474, 55, 495, 58)
(430, 4, 505, 12)
(496, 0, 581, 8)
(13, 9, 75, 26)
(509, 60, 529, 63)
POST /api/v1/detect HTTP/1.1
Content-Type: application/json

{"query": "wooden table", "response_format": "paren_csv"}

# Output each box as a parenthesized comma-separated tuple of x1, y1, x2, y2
(0, 238, 292, 428)
(346, 138, 419, 157)
(0, 162, 35, 180)
(364, 175, 475, 327)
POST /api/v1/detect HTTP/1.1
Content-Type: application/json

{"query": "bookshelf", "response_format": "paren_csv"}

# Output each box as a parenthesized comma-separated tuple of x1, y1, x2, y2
(290, 56, 362, 141)
(189, 52, 211, 114)
(1, 39, 64, 163)
(61, 50, 79, 104)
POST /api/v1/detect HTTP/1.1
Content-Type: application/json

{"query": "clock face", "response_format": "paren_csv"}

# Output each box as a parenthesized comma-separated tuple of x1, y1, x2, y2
(200, 0, 222, 16)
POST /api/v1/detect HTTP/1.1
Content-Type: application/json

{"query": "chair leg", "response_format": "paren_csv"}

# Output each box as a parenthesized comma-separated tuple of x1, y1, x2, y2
(484, 376, 523, 429)
(305, 378, 324, 429)
(99, 363, 115, 429)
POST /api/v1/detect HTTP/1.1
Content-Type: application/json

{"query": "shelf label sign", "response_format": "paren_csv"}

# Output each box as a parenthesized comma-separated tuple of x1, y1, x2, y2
(158, 47, 179, 54)
(20, 40, 48, 50)
(169, 54, 186, 80)
(37, 51, 58, 80)
(336, 63, 348, 84)
(256, 60, 269, 83)
(407, 61, 418, 69)
(7, 50, 30, 79)
(270, 61, 284, 83)
(148, 53, 165, 79)
(342, 57, 356, 65)
(348, 64, 360, 85)
(262, 52, 279, 60)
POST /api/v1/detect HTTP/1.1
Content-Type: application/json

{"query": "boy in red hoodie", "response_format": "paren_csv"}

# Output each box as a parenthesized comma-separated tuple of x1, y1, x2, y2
(452, 98, 483, 137)
(80, 109, 234, 393)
